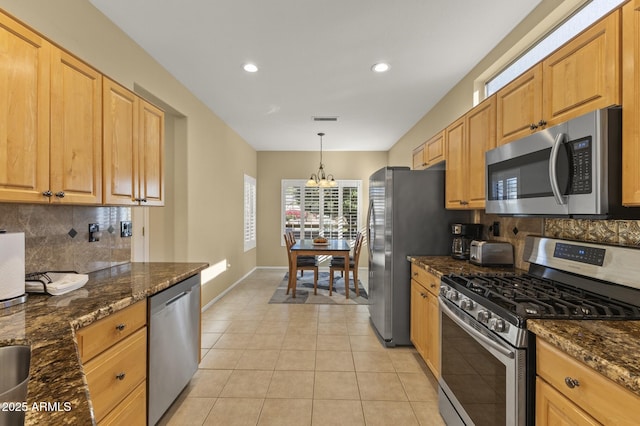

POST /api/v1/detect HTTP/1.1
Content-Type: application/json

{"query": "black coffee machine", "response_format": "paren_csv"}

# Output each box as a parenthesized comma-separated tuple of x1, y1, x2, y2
(451, 223, 483, 260)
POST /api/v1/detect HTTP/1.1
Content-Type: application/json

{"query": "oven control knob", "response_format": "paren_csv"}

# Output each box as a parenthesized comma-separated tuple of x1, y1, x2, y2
(489, 318, 506, 332)
(446, 289, 459, 301)
(460, 299, 475, 310)
(440, 286, 449, 297)
(477, 310, 491, 323)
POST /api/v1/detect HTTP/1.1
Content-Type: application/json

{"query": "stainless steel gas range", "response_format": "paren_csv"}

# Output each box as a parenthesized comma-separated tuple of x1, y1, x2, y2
(437, 235, 640, 426)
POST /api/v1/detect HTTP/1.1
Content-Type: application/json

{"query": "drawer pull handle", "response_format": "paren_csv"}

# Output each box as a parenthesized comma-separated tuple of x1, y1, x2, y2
(115, 323, 126, 331)
(430, 283, 436, 288)
(564, 377, 580, 389)
(116, 372, 126, 381)
(413, 272, 418, 277)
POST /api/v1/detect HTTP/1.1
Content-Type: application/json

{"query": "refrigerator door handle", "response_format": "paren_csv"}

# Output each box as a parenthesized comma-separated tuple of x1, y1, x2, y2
(367, 200, 375, 258)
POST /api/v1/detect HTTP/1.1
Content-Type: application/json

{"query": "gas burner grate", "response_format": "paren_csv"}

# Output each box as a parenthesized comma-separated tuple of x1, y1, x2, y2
(444, 272, 640, 321)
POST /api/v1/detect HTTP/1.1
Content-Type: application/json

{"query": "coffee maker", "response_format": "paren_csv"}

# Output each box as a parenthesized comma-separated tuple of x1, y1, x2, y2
(451, 223, 483, 260)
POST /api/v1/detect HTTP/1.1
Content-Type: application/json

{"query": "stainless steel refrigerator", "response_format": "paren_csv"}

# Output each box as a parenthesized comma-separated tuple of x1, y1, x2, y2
(367, 166, 470, 346)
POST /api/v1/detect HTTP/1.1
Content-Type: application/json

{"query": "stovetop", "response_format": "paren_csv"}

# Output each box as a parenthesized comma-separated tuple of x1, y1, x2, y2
(443, 273, 640, 323)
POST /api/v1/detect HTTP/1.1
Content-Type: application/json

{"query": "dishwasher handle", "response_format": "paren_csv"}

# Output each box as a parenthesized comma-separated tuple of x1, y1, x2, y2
(165, 290, 191, 306)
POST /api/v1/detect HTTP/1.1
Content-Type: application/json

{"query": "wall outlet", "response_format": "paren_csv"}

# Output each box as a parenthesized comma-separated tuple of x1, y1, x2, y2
(89, 223, 100, 242)
(120, 221, 132, 238)
(492, 221, 500, 237)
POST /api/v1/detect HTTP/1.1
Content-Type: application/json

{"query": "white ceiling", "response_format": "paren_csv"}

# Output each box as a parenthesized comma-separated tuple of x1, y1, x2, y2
(89, 0, 541, 151)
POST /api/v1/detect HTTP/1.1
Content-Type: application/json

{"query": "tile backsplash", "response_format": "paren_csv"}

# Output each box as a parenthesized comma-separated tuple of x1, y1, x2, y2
(474, 211, 640, 270)
(0, 204, 131, 274)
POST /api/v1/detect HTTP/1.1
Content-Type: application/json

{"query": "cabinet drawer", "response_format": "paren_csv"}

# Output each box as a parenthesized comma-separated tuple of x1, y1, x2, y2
(99, 380, 146, 426)
(410, 265, 440, 296)
(536, 338, 640, 425)
(76, 300, 147, 362)
(84, 327, 147, 422)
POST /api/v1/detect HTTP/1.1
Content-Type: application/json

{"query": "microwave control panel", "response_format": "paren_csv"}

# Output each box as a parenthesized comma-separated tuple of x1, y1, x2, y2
(568, 136, 592, 194)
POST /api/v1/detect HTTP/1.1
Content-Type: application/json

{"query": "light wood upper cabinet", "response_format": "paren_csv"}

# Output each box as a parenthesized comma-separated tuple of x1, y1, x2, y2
(103, 78, 138, 205)
(623, 0, 640, 206)
(445, 116, 466, 209)
(50, 48, 102, 204)
(0, 13, 51, 203)
(103, 78, 164, 206)
(412, 131, 445, 170)
(446, 96, 496, 209)
(466, 96, 496, 208)
(543, 10, 620, 124)
(496, 64, 543, 146)
(496, 10, 620, 146)
(139, 100, 164, 206)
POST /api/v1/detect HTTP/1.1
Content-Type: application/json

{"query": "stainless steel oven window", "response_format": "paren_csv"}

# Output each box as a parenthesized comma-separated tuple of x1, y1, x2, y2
(439, 299, 527, 426)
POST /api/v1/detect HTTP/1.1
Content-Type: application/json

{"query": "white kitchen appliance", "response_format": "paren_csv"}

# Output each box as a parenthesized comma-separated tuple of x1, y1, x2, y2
(0, 232, 27, 308)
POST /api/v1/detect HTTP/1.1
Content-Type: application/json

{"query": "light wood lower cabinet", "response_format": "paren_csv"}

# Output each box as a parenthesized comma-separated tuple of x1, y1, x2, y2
(535, 338, 640, 426)
(76, 300, 147, 425)
(410, 264, 440, 378)
(99, 381, 146, 426)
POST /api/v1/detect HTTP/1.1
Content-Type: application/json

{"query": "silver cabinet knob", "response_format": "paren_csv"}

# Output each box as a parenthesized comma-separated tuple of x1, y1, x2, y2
(55, 191, 65, 198)
(42, 190, 53, 197)
(564, 377, 580, 389)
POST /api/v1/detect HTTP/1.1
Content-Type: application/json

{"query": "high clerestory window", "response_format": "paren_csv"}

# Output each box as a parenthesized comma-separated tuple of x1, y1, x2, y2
(485, 0, 625, 97)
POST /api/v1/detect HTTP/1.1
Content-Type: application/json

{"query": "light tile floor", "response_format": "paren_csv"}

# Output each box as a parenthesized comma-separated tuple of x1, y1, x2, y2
(158, 269, 445, 425)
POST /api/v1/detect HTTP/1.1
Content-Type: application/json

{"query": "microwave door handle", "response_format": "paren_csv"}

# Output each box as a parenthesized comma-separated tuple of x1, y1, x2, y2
(549, 132, 568, 205)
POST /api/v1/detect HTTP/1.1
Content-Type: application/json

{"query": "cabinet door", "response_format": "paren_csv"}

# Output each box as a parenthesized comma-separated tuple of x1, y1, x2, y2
(0, 13, 50, 203)
(623, 1, 640, 205)
(50, 48, 102, 204)
(412, 144, 426, 170)
(139, 100, 164, 206)
(543, 11, 620, 126)
(466, 96, 496, 209)
(425, 131, 445, 166)
(426, 291, 440, 379)
(496, 64, 543, 146)
(103, 78, 139, 205)
(410, 279, 428, 360)
(536, 378, 599, 426)
(445, 116, 466, 209)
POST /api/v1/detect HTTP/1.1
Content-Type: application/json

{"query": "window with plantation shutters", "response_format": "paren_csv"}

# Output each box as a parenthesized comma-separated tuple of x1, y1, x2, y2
(282, 180, 361, 245)
(244, 174, 256, 251)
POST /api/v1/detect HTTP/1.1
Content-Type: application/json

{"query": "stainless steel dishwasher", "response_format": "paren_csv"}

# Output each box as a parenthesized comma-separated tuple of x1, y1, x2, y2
(148, 273, 200, 425)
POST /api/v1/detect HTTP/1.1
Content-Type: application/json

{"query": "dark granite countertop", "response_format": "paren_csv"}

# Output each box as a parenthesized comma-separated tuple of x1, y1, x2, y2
(407, 255, 521, 277)
(0, 262, 208, 425)
(528, 319, 640, 397)
(408, 255, 640, 398)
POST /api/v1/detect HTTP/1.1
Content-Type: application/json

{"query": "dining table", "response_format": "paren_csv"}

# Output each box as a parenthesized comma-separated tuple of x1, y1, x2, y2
(289, 239, 354, 298)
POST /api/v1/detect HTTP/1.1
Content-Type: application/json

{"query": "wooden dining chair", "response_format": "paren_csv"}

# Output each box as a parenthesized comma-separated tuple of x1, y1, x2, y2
(328, 232, 364, 297)
(284, 232, 318, 295)
(285, 231, 315, 277)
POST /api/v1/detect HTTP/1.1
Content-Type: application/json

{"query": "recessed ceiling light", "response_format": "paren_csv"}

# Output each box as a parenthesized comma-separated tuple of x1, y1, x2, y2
(243, 63, 258, 73)
(371, 62, 390, 73)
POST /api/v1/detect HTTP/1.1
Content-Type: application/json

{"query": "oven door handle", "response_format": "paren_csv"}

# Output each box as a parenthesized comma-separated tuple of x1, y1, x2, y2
(549, 132, 568, 206)
(439, 298, 515, 359)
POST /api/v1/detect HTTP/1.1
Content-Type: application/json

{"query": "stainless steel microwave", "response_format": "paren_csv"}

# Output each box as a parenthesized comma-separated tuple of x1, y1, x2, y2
(485, 107, 630, 217)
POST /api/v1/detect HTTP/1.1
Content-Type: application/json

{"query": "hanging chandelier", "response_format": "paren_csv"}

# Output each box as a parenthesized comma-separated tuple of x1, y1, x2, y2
(306, 132, 337, 187)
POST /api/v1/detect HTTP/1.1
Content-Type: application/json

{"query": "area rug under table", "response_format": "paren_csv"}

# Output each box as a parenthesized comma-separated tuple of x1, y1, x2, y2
(269, 271, 368, 305)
